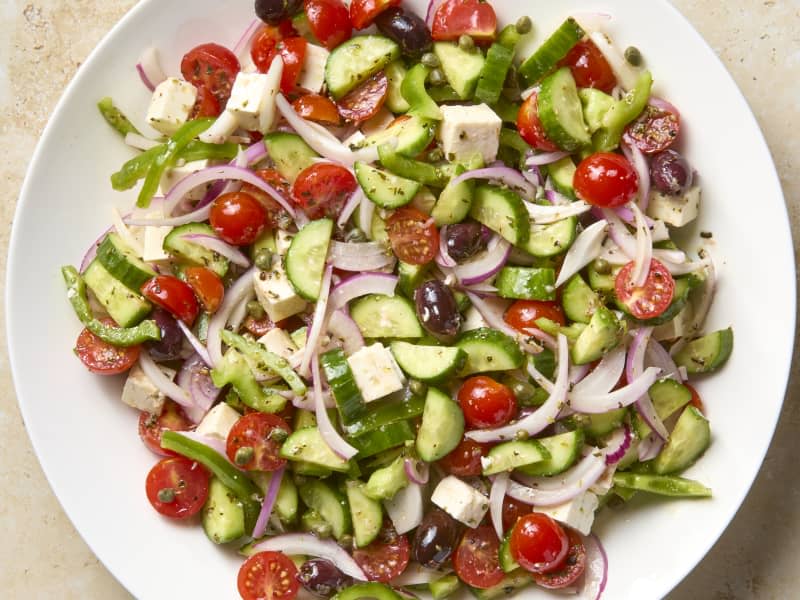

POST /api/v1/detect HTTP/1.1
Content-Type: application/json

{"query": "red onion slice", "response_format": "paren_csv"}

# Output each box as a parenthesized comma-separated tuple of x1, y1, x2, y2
(525, 151, 569, 166)
(329, 272, 398, 311)
(571, 11, 612, 33)
(206, 267, 257, 365)
(638, 431, 665, 462)
(626, 327, 668, 440)
(571, 346, 626, 397)
(125, 203, 212, 228)
(523, 164, 544, 187)
(253, 534, 368, 580)
(276, 94, 356, 165)
(252, 466, 284, 539)
(489, 472, 510, 540)
(621, 140, 650, 212)
(579, 534, 609, 600)
(450, 167, 536, 199)
(312, 355, 358, 460)
(555, 220, 608, 287)
(136, 47, 166, 92)
(176, 320, 213, 367)
(176, 353, 220, 414)
(300, 266, 333, 377)
(338, 187, 365, 228)
(569, 366, 661, 414)
(425, 0, 445, 27)
(79, 224, 114, 272)
(600, 208, 637, 258)
(125, 132, 161, 151)
(525, 199, 591, 225)
(645, 338, 682, 382)
(175, 430, 239, 468)
(393, 564, 449, 586)
(454, 237, 511, 286)
(327, 309, 365, 355)
(384, 481, 424, 535)
(138, 351, 198, 420)
(198, 110, 239, 145)
(329, 240, 394, 272)
(404, 458, 430, 485)
(436, 225, 458, 268)
(628, 202, 652, 288)
(181, 233, 251, 268)
(602, 423, 633, 465)
(509, 452, 607, 507)
(569, 363, 592, 386)
(464, 291, 543, 355)
(358, 190, 375, 237)
(589, 30, 640, 91)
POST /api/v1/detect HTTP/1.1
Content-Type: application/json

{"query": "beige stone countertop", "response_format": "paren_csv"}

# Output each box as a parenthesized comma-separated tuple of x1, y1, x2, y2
(1, 1, 798, 598)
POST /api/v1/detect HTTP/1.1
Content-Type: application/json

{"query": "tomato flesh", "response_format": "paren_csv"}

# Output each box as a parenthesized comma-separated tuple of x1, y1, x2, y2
(432, 0, 497, 41)
(532, 527, 587, 589)
(623, 104, 681, 154)
(517, 92, 559, 152)
(209, 191, 268, 246)
(292, 94, 342, 125)
(385, 207, 439, 266)
(292, 163, 357, 220)
(74, 320, 140, 375)
(138, 400, 194, 457)
(558, 40, 617, 93)
(438, 437, 492, 477)
(237, 551, 300, 600)
(189, 85, 222, 119)
(350, 0, 401, 29)
(145, 456, 209, 519)
(509, 513, 569, 574)
(240, 168, 293, 230)
(352, 522, 411, 583)
(614, 259, 675, 320)
(574, 152, 639, 208)
(304, 0, 352, 50)
(273, 37, 308, 93)
(685, 383, 705, 413)
(504, 300, 566, 333)
(453, 525, 505, 589)
(336, 71, 389, 123)
(458, 376, 517, 429)
(180, 43, 240, 106)
(141, 275, 200, 326)
(226, 412, 291, 472)
(184, 267, 224, 314)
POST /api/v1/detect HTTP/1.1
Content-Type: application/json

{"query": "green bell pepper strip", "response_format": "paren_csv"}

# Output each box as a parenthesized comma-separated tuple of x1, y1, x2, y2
(475, 26, 519, 106)
(613, 472, 712, 498)
(220, 330, 308, 396)
(210, 349, 289, 413)
(97, 97, 140, 137)
(491, 96, 521, 124)
(499, 127, 532, 169)
(161, 431, 262, 534)
(333, 583, 402, 600)
(378, 144, 448, 188)
(401, 64, 443, 121)
(136, 118, 215, 208)
(593, 70, 653, 152)
(61, 266, 161, 347)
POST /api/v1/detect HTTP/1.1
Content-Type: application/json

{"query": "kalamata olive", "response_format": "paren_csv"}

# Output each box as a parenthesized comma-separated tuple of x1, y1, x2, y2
(445, 223, 488, 263)
(145, 309, 183, 361)
(414, 280, 461, 339)
(375, 8, 432, 57)
(254, 0, 301, 24)
(650, 149, 693, 195)
(298, 559, 352, 597)
(412, 508, 463, 569)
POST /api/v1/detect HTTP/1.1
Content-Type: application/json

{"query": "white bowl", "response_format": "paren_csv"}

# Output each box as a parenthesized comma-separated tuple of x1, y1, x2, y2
(7, 0, 794, 598)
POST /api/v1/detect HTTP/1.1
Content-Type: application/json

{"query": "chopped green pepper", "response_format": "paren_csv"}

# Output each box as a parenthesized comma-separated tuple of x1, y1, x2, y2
(97, 97, 141, 137)
(378, 144, 448, 188)
(593, 70, 653, 151)
(401, 63, 443, 121)
(220, 330, 307, 396)
(613, 472, 712, 498)
(333, 583, 402, 600)
(210, 349, 289, 413)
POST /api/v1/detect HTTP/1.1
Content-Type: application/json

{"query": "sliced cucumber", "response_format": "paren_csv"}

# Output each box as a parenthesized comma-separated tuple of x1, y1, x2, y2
(320, 348, 367, 424)
(574, 407, 628, 439)
(326, 35, 400, 98)
(83, 260, 151, 327)
(352, 114, 437, 158)
(343, 393, 425, 437)
(365, 455, 408, 501)
(561, 273, 601, 324)
(571, 306, 623, 365)
(469, 570, 532, 600)
(202, 477, 245, 544)
(474, 28, 517, 106)
(482, 439, 550, 475)
(457, 328, 524, 376)
(286, 218, 333, 301)
(275, 474, 299, 525)
(397, 261, 430, 298)
(516, 429, 585, 476)
(333, 583, 403, 600)
(470, 184, 530, 246)
(378, 145, 448, 188)
(433, 42, 486, 100)
(298, 479, 352, 541)
(429, 574, 461, 600)
(518, 216, 577, 258)
(416, 387, 465, 462)
(163, 223, 229, 276)
(673, 328, 734, 374)
(518, 17, 584, 85)
(301, 508, 334, 538)
(432, 164, 474, 226)
(350, 294, 424, 338)
(538, 67, 591, 152)
(498, 533, 519, 573)
(579, 88, 616, 134)
(96, 233, 156, 292)
(355, 162, 421, 209)
(633, 379, 692, 439)
(348, 420, 415, 458)
(587, 259, 620, 292)
(263, 132, 319, 183)
(494, 266, 556, 301)
(653, 406, 711, 475)
(612, 472, 712, 498)
(545, 156, 577, 199)
(346, 480, 384, 547)
(280, 427, 352, 472)
(385, 61, 410, 113)
(390, 342, 467, 383)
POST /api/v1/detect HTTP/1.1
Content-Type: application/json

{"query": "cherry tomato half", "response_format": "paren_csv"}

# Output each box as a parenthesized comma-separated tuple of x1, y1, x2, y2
(189, 86, 222, 119)
(385, 207, 439, 266)
(614, 259, 675, 320)
(209, 191, 268, 246)
(251, 23, 293, 72)
(453, 525, 505, 589)
(352, 521, 411, 583)
(226, 412, 291, 472)
(180, 43, 240, 106)
(145, 456, 209, 519)
(292, 93, 342, 125)
(350, 0, 401, 30)
(292, 163, 358, 220)
(517, 91, 559, 152)
(138, 400, 194, 457)
(557, 40, 617, 94)
(304, 0, 352, 50)
(141, 275, 200, 325)
(623, 104, 681, 155)
(336, 71, 389, 123)
(438, 437, 492, 477)
(273, 37, 308, 93)
(532, 527, 587, 589)
(74, 319, 140, 375)
(184, 267, 224, 313)
(574, 152, 639, 208)
(237, 551, 300, 600)
(432, 0, 497, 42)
(504, 300, 566, 334)
(239, 168, 293, 230)
(509, 512, 569, 574)
(458, 376, 517, 429)
(685, 382, 705, 413)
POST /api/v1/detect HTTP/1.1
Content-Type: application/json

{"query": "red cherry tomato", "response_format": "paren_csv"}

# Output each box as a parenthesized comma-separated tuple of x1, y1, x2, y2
(239, 168, 293, 229)
(138, 400, 194, 457)
(304, 0, 352, 50)
(292, 93, 342, 125)
(557, 40, 617, 94)
(350, 0, 401, 29)
(184, 267, 224, 314)
(574, 152, 639, 208)
(237, 551, 300, 600)
(189, 86, 221, 119)
(145, 456, 209, 519)
(141, 276, 200, 325)
(180, 43, 240, 106)
(458, 376, 517, 429)
(275, 37, 308, 93)
(251, 23, 290, 72)
(352, 522, 411, 582)
(74, 319, 140, 375)
(502, 496, 532, 533)
(623, 104, 681, 154)
(685, 382, 705, 413)
(226, 412, 291, 471)
(438, 437, 493, 477)
(532, 527, 587, 589)
(453, 525, 505, 589)
(291, 163, 358, 220)
(336, 71, 389, 123)
(432, 0, 497, 41)
(510, 513, 569, 574)
(504, 300, 567, 334)
(517, 91, 559, 152)
(209, 191, 268, 246)
(614, 259, 675, 320)
(385, 207, 439, 266)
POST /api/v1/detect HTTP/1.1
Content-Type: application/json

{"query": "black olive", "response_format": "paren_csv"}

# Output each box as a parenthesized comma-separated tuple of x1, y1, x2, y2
(297, 559, 352, 597)
(650, 149, 693, 195)
(375, 8, 432, 57)
(255, 0, 302, 25)
(414, 280, 462, 339)
(144, 309, 183, 361)
(412, 508, 463, 569)
(445, 222, 488, 263)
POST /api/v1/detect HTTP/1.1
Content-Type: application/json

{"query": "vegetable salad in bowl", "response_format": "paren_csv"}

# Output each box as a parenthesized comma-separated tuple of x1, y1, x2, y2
(61, 0, 733, 598)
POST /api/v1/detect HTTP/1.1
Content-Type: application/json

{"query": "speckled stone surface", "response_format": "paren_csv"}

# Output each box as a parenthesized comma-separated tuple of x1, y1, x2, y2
(0, 1, 797, 598)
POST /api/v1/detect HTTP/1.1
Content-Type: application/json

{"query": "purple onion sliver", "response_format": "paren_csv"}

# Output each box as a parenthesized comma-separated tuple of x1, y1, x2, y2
(403, 458, 429, 485)
(649, 96, 681, 119)
(252, 466, 285, 539)
(232, 18, 262, 57)
(525, 151, 569, 166)
(603, 424, 632, 465)
(176, 321, 214, 367)
(135, 63, 155, 92)
(182, 233, 251, 267)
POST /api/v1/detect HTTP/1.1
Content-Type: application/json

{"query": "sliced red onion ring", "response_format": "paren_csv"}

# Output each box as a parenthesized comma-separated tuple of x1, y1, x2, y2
(404, 458, 430, 485)
(436, 225, 458, 268)
(111, 206, 144, 257)
(525, 151, 569, 166)
(464, 291, 543, 355)
(509, 452, 608, 507)
(525, 199, 591, 225)
(467, 334, 568, 443)
(600, 208, 637, 258)
(176, 321, 213, 367)
(338, 187, 365, 228)
(523, 163, 544, 187)
(603, 423, 633, 465)
(646, 338, 682, 382)
(243, 140, 268, 166)
(524, 327, 558, 351)
(358, 190, 375, 237)
(393, 564, 449, 586)
(207, 267, 257, 365)
(79, 223, 115, 272)
(627, 327, 668, 440)
(579, 534, 609, 600)
(253, 534, 367, 580)
(649, 96, 681, 119)
(136, 47, 166, 92)
(139, 351, 198, 419)
(327, 309, 365, 355)
(454, 237, 511, 286)
(425, 0, 445, 27)
(233, 18, 262, 57)
(589, 30, 640, 91)
(571, 11, 612, 33)
(543, 189, 572, 206)
(198, 110, 238, 145)
(462, 282, 498, 296)
(252, 466, 284, 539)
(555, 220, 608, 287)
(569, 363, 592, 386)
(276, 94, 356, 165)
(329, 272, 398, 311)
(329, 240, 394, 272)
(126, 203, 211, 228)
(628, 201, 653, 288)
(569, 366, 661, 414)
(312, 354, 358, 460)
(571, 346, 626, 397)
(125, 132, 161, 151)
(300, 266, 334, 377)
(176, 353, 220, 414)
(622, 140, 650, 211)
(489, 472, 510, 540)
(181, 233, 250, 268)
(384, 481, 425, 535)
(450, 167, 536, 199)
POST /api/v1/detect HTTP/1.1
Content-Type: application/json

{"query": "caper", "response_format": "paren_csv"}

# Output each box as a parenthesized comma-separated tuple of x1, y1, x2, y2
(268, 427, 289, 443)
(511, 379, 537, 402)
(624, 46, 643, 66)
(428, 68, 446, 87)
(157, 487, 176, 503)
(409, 379, 427, 397)
(344, 228, 368, 243)
(254, 247, 274, 270)
(514, 429, 530, 441)
(427, 147, 444, 162)
(458, 34, 474, 51)
(593, 258, 612, 275)
(235, 446, 255, 466)
(515, 16, 532, 35)
(421, 52, 440, 68)
(247, 300, 266, 320)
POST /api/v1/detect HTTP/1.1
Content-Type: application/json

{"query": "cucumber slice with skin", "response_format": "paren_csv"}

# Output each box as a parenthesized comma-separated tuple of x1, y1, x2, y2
(457, 328, 524, 376)
(673, 328, 734, 374)
(562, 273, 602, 324)
(633, 379, 692, 439)
(346, 480, 384, 547)
(518, 17, 585, 85)
(385, 61, 410, 113)
(280, 427, 352, 472)
(482, 439, 550, 475)
(163, 223, 229, 276)
(416, 387, 465, 462)
(429, 574, 461, 600)
(538, 67, 591, 152)
(202, 477, 245, 544)
(298, 479, 352, 541)
(432, 164, 474, 226)
(378, 145, 448, 188)
(494, 266, 556, 301)
(348, 420, 415, 458)
(653, 405, 711, 475)
(325, 35, 400, 99)
(613, 472, 712, 498)
(350, 294, 424, 338)
(263, 132, 319, 183)
(343, 393, 425, 437)
(96, 233, 156, 292)
(390, 341, 467, 383)
(470, 184, 530, 246)
(545, 156, 577, 199)
(398, 261, 430, 298)
(83, 260, 152, 327)
(433, 42, 486, 100)
(286, 218, 333, 301)
(516, 429, 585, 476)
(518, 216, 577, 258)
(498, 533, 519, 573)
(352, 114, 437, 158)
(320, 348, 368, 424)
(474, 28, 517, 106)
(575, 407, 629, 439)
(333, 583, 402, 600)
(571, 306, 624, 365)
(364, 455, 408, 501)
(469, 570, 532, 600)
(355, 162, 421, 209)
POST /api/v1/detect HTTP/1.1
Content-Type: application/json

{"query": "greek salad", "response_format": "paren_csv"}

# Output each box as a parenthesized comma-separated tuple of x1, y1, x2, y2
(63, 0, 734, 598)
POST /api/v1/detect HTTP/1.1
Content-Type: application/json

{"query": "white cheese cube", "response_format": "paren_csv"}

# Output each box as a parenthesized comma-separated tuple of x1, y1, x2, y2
(462, 306, 488, 332)
(646, 186, 701, 228)
(431, 475, 489, 528)
(121, 363, 176, 414)
(298, 44, 330, 93)
(146, 77, 198, 136)
(195, 403, 242, 441)
(254, 265, 307, 323)
(142, 215, 172, 262)
(438, 104, 502, 165)
(536, 492, 599, 536)
(226, 61, 282, 132)
(159, 159, 211, 201)
(258, 328, 299, 360)
(346, 343, 405, 403)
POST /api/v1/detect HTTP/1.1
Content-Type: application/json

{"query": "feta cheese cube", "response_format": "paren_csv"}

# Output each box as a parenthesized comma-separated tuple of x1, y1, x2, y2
(196, 403, 242, 441)
(346, 343, 405, 403)
(438, 104, 502, 165)
(121, 363, 176, 414)
(142, 216, 172, 262)
(431, 476, 489, 528)
(462, 306, 488, 332)
(298, 44, 330, 94)
(159, 159, 211, 201)
(258, 328, 299, 360)
(254, 265, 307, 323)
(146, 77, 198, 136)
(536, 492, 599, 535)
(226, 61, 282, 132)
(646, 186, 701, 228)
